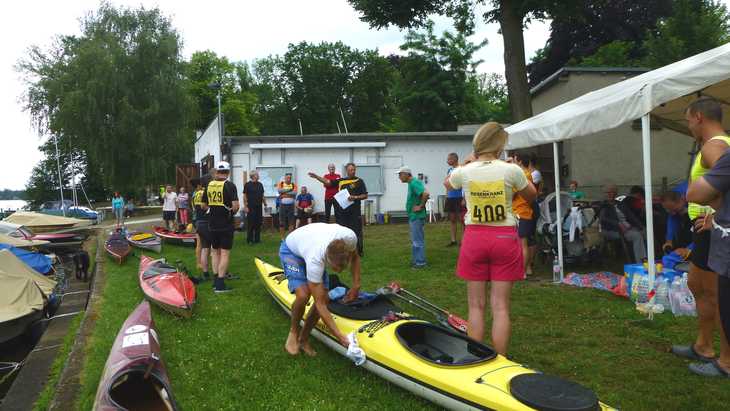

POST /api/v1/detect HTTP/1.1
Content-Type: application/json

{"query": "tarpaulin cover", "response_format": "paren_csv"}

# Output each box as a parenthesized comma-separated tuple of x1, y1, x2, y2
(0, 243, 53, 274)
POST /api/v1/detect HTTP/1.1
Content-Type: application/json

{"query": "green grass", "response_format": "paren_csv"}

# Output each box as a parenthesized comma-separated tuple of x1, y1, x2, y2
(75, 223, 730, 410)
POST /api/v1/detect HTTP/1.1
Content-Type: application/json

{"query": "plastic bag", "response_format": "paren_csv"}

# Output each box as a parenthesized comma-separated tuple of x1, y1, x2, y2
(669, 275, 697, 317)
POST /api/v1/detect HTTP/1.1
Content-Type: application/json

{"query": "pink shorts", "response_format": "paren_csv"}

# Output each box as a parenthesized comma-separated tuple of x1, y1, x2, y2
(456, 225, 524, 282)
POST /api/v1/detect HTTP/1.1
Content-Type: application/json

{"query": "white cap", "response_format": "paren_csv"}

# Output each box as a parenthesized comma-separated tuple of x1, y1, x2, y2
(215, 161, 230, 171)
(396, 166, 412, 175)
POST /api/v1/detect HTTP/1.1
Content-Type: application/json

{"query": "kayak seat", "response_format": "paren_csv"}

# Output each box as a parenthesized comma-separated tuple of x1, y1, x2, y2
(328, 295, 400, 320)
(144, 263, 178, 279)
(396, 322, 496, 366)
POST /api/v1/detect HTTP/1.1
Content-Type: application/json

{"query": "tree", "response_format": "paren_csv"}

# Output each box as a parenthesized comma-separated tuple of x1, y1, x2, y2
(186, 51, 259, 135)
(642, 0, 730, 68)
(18, 4, 193, 194)
(391, 21, 488, 130)
(252, 42, 398, 135)
(348, 0, 580, 122)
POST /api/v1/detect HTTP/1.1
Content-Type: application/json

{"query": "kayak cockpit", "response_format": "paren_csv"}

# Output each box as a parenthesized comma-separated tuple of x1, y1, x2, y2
(109, 367, 175, 411)
(328, 296, 400, 320)
(396, 322, 496, 366)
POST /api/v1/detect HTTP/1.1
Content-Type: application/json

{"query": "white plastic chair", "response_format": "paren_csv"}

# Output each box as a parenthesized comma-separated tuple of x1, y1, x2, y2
(425, 199, 435, 223)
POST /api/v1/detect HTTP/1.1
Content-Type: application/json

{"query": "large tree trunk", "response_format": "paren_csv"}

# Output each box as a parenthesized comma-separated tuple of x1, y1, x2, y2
(499, 0, 533, 122)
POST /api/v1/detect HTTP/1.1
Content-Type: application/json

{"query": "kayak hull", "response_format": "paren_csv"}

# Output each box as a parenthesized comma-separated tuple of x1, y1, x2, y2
(92, 301, 178, 411)
(126, 231, 162, 254)
(105, 232, 131, 265)
(138, 255, 195, 318)
(153, 227, 196, 247)
(255, 258, 615, 411)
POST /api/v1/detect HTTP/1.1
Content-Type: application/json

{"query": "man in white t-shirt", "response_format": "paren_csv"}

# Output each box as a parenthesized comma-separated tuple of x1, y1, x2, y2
(279, 223, 361, 356)
(162, 185, 178, 230)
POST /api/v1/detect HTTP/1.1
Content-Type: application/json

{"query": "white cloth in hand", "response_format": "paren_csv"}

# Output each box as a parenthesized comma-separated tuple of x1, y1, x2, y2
(346, 332, 366, 366)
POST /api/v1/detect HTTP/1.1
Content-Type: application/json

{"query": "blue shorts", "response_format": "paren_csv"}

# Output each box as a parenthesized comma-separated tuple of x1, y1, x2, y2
(279, 241, 328, 294)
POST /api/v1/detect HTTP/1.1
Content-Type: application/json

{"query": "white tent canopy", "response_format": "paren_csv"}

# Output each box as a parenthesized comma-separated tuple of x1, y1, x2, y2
(506, 41, 730, 149)
(504, 42, 730, 282)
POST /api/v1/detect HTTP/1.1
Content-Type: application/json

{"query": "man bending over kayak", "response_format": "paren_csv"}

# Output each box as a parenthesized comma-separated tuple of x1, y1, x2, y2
(280, 223, 361, 355)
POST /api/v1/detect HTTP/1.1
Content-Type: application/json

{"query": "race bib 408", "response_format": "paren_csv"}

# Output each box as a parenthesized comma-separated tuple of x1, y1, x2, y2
(468, 181, 507, 223)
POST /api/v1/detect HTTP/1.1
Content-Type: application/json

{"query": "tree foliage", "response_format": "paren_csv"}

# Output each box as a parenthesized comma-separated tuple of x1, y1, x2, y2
(529, 0, 730, 82)
(18, 3, 193, 197)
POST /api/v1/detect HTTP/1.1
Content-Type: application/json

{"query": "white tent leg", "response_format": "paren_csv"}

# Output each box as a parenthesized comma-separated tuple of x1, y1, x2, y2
(553, 142, 564, 282)
(641, 115, 656, 284)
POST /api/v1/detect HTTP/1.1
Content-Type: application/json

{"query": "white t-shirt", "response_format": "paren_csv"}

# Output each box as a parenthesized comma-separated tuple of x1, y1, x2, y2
(285, 223, 357, 283)
(163, 192, 178, 211)
(531, 169, 542, 185)
(448, 160, 528, 227)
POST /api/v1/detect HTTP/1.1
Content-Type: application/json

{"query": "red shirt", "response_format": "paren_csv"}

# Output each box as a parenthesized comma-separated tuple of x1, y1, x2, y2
(324, 173, 341, 200)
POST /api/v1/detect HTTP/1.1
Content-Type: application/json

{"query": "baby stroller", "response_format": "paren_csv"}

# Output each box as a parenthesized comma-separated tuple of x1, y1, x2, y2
(536, 192, 600, 265)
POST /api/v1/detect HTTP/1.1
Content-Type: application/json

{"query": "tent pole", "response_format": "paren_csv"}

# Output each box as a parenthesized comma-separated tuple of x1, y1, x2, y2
(553, 142, 564, 282)
(641, 115, 656, 284)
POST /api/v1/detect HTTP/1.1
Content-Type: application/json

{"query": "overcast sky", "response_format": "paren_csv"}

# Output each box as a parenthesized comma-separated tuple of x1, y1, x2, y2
(1, 1, 558, 190)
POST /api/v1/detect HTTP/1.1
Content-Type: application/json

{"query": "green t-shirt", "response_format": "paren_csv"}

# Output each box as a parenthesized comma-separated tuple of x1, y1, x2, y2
(406, 179, 427, 221)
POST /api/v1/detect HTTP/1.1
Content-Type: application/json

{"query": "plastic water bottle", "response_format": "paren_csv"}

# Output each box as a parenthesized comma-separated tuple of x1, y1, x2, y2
(655, 275, 670, 308)
(669, 275, 683, 314)
(634, 274, 652, 304)
(552, 256, 561, 282)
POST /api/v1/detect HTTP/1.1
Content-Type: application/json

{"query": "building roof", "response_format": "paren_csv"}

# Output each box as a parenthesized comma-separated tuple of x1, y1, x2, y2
(530, 66, 650, 96)
(225, 130, 475, 143)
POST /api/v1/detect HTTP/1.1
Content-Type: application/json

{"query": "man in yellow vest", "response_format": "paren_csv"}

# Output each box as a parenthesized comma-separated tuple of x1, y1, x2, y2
(201, 162, 239, 293)
(672, 97, 730, 377)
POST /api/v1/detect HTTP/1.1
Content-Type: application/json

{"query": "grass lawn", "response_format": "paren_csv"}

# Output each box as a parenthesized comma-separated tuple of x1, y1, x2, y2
(75, 223, 729, 410)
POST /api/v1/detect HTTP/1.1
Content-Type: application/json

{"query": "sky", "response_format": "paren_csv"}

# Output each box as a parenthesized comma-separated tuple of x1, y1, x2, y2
(0, 1, 553, 190)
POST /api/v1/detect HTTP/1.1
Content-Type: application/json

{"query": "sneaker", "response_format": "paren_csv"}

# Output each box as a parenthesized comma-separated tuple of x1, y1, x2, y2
(446, 241, 458, 247)
(411, 263, 428, 269)
(214, 277, 233, 293)
(202, 272, 211, 281)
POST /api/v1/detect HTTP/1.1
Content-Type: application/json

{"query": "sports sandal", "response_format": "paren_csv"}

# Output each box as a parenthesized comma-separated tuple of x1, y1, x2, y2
(671, 344, 715, 362)
(689, 360, 730, 378)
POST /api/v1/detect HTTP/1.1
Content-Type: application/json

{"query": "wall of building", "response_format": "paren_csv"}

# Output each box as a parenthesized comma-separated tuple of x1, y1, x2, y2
(532, 71, 694, 199)
(194, 117, 221, 168)
(204, 138, 474, 215)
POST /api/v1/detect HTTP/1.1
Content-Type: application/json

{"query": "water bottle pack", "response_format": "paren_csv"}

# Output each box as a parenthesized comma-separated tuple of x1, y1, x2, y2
(669, 273, 697, 317)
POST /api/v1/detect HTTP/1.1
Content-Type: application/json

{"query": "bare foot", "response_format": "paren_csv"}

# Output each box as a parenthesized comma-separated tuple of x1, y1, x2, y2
(285, 332, 300, 355)
(299, 340, 317, 357)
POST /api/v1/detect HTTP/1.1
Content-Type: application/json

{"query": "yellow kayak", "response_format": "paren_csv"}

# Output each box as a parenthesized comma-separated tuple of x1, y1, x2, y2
(255, 258, 616, 411)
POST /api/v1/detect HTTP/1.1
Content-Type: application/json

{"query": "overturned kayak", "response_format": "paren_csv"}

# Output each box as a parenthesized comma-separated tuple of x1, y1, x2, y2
(105, 230, 131, 265)
(139, 256, 196, 318)
(127, 231, 162, 253)
(93, 300, 178, 411)
(255, 258, 615, 411)
(153, 226, 196, 246)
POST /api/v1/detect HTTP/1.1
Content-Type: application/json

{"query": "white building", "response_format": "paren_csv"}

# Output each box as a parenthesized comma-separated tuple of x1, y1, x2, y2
(194, 117, 474, 217)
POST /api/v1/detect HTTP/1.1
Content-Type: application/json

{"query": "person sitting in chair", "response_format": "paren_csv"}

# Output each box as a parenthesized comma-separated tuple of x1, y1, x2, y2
(598, 183, 646, 263)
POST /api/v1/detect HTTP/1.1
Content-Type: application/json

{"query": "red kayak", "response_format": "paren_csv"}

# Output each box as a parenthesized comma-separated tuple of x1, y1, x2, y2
(105, 230, 131, 264)
(93, 300, 179, 411)
(139, 255, 196, 318)
(153, 226, 196, 246)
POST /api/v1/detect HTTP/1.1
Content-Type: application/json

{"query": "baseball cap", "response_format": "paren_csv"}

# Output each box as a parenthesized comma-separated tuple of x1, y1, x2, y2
(215, 161, 230, 171)
(396, 166, 412, 175)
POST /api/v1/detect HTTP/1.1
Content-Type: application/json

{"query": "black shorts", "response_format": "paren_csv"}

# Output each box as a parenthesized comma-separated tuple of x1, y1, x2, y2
(209, 229, 234, 250)
(444, 197, 465, 213)
(196, 220, 211, 248)
(518, 218, 537, 246)
(280, 204, 295, 229)
(690, 226, 711, 271)
(297, 209, 313, 219)
(163, 211, 176, 221)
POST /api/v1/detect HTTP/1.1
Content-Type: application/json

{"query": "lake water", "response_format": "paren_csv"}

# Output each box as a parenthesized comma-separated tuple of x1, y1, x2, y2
(0, 200, 28, 212)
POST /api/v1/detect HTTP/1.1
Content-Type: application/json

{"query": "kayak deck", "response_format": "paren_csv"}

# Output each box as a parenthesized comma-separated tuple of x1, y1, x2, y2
(255, 258, 615, 411)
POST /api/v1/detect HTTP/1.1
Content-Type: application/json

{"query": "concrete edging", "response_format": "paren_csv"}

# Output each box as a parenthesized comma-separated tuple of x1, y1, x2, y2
(48, 234, 107, 410)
